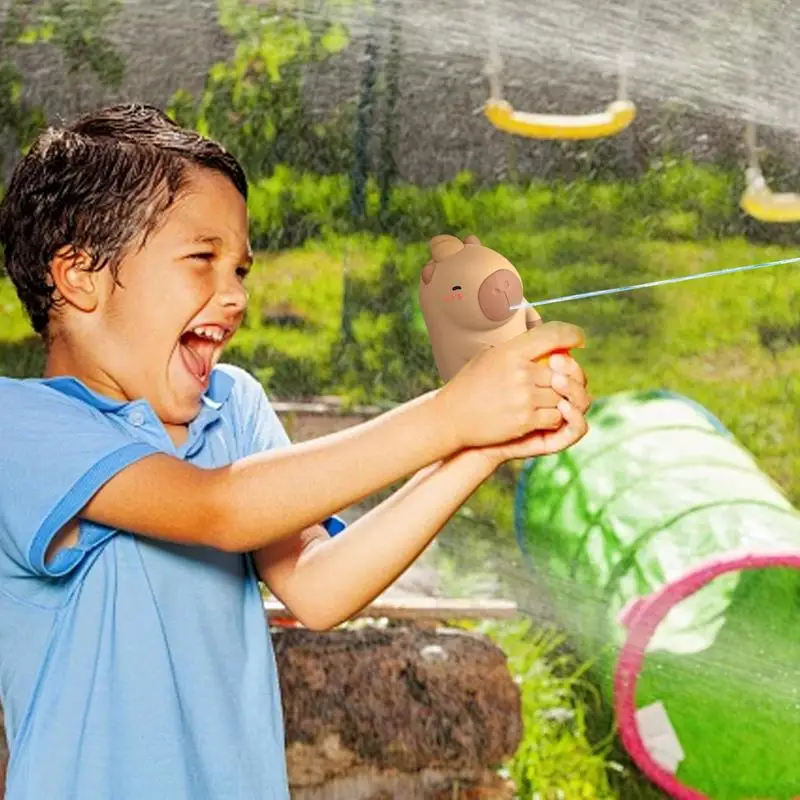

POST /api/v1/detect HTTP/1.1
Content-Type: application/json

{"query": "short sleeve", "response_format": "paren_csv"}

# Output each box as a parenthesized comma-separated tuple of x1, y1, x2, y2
(226, 367, 347, 537)
(0, 379, 160, 578)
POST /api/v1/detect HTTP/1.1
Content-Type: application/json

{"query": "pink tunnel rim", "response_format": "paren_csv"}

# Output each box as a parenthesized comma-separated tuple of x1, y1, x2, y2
(613, 549, 800, 800)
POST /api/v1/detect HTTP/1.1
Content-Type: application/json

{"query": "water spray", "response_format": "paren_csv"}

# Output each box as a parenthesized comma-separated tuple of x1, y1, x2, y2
(510, 254, 800, 310)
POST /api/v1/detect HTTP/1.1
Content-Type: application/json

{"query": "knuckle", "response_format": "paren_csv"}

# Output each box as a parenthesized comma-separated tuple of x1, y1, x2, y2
(532, 365, 549, 386)
(541, 388, 558, 406)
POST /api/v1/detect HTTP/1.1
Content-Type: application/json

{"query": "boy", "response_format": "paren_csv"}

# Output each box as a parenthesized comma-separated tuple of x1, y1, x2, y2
(0, 104, 590, 799)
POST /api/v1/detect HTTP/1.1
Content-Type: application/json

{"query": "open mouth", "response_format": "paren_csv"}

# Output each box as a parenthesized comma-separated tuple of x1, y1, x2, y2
(178, 324, 232, 386)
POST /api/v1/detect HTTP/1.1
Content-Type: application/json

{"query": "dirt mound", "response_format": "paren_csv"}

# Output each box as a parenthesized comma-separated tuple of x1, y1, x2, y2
(276, 624, 521, 797)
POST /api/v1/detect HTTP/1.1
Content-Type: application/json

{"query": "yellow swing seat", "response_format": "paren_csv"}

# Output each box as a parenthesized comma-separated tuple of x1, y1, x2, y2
(484, 98, 637, 140)
(740, 167, 800, 223)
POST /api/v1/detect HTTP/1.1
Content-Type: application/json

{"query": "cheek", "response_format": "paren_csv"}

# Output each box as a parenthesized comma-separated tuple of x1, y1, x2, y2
(119, 265, 211, 319)
(102, 279, 177, 346)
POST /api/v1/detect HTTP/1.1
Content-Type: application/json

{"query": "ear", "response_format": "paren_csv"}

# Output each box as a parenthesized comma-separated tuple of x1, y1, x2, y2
(464, 234, 481, 246)
(49, 246, 102, 314)
(421, 259, 437, 285)
(429, 234, 464, 262)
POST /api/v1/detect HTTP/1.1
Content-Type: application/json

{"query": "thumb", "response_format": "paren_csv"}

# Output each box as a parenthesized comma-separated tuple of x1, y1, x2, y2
(509, 320, 586, 360)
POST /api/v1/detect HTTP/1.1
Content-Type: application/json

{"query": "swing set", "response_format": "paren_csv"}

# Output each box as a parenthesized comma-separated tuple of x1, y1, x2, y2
(480, 2, 800, 224)
(740, 122, 800, 223)
(484, 46, 636, 142)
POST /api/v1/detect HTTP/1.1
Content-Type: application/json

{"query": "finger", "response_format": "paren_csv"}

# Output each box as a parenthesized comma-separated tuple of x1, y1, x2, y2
(545, 400, 588, 446)
(530, 407, 563, 431)
(548, 353, 587, 386)
(510, 321, 586, 361)
(529, 387, 563, 408)
(525, 305, 543, 328)
(529, 362, 554, 388)
(551, 373, 591, 413)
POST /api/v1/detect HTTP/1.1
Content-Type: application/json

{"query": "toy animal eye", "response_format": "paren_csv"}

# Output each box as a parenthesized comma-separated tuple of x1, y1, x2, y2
(452, 285, 462, 291)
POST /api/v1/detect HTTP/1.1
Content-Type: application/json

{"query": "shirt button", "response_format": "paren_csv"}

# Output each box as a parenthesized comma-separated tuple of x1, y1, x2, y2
(130, 410, 146, 427)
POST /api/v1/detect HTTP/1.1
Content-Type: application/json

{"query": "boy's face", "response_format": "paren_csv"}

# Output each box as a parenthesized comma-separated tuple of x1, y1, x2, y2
(61, 167, 252, 426)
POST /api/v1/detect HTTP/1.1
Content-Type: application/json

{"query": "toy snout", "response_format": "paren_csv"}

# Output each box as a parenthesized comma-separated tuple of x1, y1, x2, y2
(478, 269, 523, 322)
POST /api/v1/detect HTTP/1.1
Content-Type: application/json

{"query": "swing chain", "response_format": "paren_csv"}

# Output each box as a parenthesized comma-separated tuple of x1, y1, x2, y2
(616, 0, 641, 103)
(616, 52, 632, 103)
(484, 52, 503, 102)
(745, 121, 762, 174)
(483, 10, 503, 102)
(742, 0, 767, 189)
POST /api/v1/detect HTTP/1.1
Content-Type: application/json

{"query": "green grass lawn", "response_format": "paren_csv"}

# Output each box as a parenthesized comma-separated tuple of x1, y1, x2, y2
(2, 228, 799, 798)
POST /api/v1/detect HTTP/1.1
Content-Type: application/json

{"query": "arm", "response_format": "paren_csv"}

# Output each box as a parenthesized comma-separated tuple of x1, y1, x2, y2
(253, 448, 497, 630)
(255, 366, 592, 631)
(82, 389, 456, 553)
(82, 321, 587, 554)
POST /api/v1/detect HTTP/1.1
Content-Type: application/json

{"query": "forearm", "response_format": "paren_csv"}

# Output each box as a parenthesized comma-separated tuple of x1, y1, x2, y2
(212, 389, 461, 550)
(81, 321, 587, 555)
(81, 390, 459, 552)
(271, 448, 498, 630)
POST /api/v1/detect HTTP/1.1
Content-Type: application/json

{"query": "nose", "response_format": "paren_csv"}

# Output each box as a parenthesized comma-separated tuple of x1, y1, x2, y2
(478, 269, 523, 321)
(218, 273, 248, 316)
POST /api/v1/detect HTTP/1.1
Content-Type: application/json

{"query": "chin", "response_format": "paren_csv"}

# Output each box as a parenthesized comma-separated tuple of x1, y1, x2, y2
(160, 359, 214, 425)
(174, 398, 205, 425)
(151, 392, 204, 428)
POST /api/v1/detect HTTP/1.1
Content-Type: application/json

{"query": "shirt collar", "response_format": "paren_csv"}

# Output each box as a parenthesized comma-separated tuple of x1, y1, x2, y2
(31, 366, 235, 417)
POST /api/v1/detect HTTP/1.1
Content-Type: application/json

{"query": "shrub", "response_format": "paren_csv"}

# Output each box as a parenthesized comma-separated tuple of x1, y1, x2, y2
(240, 157, 800, 253)
(167, 0, 354, 186)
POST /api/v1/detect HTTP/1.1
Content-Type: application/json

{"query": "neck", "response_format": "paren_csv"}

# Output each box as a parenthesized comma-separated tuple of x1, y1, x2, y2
(44, 334, 189, 448)
(43, 334, 128, 403)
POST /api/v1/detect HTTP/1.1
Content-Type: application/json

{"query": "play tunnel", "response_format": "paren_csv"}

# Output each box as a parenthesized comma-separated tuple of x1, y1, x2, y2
(514, 390, 800, 800)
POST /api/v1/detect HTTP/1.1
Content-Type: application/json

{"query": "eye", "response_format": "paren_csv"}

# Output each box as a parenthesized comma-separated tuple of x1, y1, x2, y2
(236, 265, 250, 280)
(451, 285, 462, 291)
(188, 252, 214, 262)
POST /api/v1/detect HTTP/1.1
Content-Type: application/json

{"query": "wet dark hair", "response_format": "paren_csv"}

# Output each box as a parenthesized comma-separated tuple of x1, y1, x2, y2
(0, 103, 248, 334)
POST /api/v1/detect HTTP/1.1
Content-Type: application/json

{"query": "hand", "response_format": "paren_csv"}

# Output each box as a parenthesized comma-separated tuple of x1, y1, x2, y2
(479, 398, 590, 467)
(436, 320, 588, 450)
(480, 348, 591, 465)
(548, 350, 588, 400)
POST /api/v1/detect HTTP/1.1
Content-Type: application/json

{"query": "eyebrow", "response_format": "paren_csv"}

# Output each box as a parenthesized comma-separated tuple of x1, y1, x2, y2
(193, 235, 253, 267)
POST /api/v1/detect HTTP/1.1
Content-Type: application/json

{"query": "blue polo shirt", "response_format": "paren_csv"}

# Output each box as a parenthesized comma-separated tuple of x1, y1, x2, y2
(0, 364, 345, 799)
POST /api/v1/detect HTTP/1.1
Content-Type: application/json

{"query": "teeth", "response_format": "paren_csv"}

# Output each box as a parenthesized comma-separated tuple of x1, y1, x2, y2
(190, 325, 227, 343)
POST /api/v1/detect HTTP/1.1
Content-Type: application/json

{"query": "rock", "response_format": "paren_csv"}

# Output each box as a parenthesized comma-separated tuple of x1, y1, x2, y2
(276, 624, 522, 798)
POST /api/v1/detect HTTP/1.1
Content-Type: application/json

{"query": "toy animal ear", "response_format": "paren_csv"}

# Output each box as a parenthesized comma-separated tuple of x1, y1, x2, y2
(429, 234, 465, 262)
(464, 234, 481, 246)
(421, 259, 437, 285)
